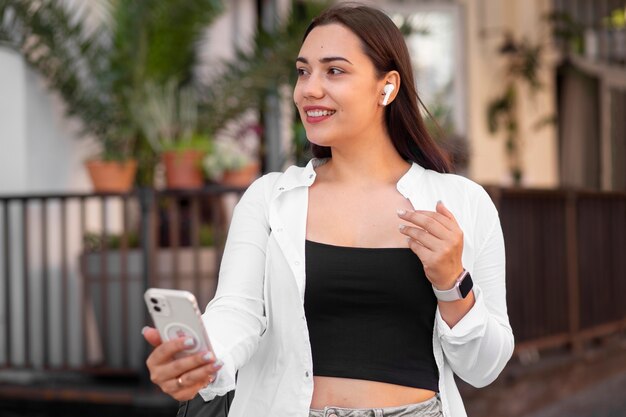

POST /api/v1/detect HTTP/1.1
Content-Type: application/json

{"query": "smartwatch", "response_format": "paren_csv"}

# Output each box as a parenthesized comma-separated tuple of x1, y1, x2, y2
(432, 269, 473, 302)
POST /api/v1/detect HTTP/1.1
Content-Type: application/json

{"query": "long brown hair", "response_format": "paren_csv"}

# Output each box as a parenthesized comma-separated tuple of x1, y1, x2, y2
(302, 4, 452, 173)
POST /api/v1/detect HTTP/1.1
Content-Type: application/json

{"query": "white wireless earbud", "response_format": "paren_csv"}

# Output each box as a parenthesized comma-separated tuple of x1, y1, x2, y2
(382, 83, 395, 106)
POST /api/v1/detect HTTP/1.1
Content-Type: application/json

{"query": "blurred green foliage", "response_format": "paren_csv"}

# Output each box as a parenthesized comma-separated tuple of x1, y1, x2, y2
(0, 0, 329, 181)
(0, 0, 223, 169)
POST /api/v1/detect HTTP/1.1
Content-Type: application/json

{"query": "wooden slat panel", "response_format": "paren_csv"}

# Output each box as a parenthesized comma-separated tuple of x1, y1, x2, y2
(577, 194, 626, 329)
(499, 192, 570, 343)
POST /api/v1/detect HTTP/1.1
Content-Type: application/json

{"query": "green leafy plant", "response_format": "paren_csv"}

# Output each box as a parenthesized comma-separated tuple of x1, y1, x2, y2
(83, 231, 141, 253)
(132, 80, 212, 155)
(603, 7, 626, 30)
(546, 11, 584, 54)
(0, 0, 223, 181)
(487, 33, 551, 185)
(198, 224, 216, 247)
(83, 222, 215, 252)
(0, 0, 332, 179)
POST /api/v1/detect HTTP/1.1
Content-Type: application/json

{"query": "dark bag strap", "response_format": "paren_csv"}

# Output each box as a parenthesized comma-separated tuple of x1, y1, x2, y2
(176, 390, 235, 417)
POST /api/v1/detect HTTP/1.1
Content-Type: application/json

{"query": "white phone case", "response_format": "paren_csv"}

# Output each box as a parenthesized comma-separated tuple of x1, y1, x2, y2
(144, 288, 215, 359)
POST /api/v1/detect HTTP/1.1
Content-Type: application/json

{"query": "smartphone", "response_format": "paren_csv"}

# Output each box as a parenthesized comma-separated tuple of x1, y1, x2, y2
(144, 288, 216, 359)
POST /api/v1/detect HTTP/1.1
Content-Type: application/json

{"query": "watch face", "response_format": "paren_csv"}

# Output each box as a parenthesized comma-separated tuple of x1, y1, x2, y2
(459, 273, 474, 298)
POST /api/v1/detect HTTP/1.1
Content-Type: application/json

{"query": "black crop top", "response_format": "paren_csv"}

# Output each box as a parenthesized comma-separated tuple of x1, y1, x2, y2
(304, 240, 439, 392)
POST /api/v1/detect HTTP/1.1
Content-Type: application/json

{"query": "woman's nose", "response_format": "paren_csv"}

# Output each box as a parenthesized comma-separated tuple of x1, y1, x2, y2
(300, 74, 324, 99)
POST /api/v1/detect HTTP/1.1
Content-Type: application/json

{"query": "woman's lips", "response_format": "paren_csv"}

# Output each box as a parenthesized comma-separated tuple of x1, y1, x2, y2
(303, 107, 336, 124)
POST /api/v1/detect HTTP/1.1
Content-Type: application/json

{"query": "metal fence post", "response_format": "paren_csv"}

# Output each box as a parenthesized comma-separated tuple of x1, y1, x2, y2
(139, 187, 155, 384)
(140, 188, 155, 295)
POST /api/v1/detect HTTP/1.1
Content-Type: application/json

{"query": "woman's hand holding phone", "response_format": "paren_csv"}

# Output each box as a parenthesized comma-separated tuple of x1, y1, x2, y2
(143, 288, 222, 401)
(143, 326, 223, 401)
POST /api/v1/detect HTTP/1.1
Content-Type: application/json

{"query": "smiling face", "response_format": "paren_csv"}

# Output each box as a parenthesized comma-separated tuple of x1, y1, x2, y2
(294, 24, 389, 149)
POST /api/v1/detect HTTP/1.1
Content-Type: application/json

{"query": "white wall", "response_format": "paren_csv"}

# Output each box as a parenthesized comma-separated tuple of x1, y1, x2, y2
(23, 69, 97, 192)
(0, 48, 96, 194)
(0, 47, 27, 193)
(198, 0, 258, 82)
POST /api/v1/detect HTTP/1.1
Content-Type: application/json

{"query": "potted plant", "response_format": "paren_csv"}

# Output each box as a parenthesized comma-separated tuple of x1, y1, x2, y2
(84, 133, 139, 193)
(133, 81, 212, 189)
(84, 160, 137, 193)
(161, 138, 211, 190)
(203, 137, 260, 187)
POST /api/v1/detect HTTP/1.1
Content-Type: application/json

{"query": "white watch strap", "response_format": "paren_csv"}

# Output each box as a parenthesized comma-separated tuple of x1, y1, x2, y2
(432, 270, 468, 302)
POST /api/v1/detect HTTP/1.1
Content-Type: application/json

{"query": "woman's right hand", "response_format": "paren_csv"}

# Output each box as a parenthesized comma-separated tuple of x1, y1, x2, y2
(143, 326, 223, 401)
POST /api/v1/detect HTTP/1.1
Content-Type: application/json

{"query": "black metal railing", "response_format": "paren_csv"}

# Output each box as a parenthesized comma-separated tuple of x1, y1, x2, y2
(0, 186, 244, 375)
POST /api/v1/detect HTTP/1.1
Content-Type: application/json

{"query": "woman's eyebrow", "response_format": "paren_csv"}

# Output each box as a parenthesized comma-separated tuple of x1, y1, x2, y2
(296, 56, 353, 65)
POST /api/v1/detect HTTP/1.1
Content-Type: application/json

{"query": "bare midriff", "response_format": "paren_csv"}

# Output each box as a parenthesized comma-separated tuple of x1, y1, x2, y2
(310, 376, 436, 409)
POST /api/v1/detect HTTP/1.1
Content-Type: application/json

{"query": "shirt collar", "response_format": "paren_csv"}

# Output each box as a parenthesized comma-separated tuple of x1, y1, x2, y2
(272, 158, 323, 193)
(396, 161, 426, 198)
(273, 158, 426, 195)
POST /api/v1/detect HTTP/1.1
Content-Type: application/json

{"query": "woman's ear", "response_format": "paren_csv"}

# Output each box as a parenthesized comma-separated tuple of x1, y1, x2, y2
(380, 71, 401, 106)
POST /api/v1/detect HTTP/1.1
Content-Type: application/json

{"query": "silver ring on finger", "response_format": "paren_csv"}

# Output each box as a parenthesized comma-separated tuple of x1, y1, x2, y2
(176, 376, 184, 388)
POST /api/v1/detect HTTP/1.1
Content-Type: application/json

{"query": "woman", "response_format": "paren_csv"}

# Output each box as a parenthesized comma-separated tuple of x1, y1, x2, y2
(143, 4, 514, 417)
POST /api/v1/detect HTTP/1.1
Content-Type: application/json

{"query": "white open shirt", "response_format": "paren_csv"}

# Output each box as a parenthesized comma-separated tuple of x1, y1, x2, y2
(200, 158, 514, 417)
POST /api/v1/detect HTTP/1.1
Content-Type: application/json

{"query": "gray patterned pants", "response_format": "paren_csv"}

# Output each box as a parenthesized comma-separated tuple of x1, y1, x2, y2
(309, 395, 443, 417)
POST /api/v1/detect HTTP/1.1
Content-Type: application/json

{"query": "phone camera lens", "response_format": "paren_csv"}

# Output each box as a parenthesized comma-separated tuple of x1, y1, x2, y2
(150, 297, 158, 304)
(154, 306, 161, 312)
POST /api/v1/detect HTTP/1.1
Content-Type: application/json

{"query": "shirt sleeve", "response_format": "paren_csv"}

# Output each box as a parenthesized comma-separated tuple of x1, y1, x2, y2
(198, 175, 272, 400)
(435, 186, 514, 388)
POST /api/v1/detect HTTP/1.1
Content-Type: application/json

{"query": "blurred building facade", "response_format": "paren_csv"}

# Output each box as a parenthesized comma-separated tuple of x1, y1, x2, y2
(0, 0, 563, 195)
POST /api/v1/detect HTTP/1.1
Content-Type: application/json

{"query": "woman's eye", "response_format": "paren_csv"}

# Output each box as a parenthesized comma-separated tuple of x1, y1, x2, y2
(296, 68, 308, 76)
(329, 67, 344, 75)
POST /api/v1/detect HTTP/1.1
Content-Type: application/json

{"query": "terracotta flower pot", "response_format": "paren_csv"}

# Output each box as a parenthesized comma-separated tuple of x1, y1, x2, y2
(85, 159, 137, 193)
(221, 161, 260, 188)
(162, 150, 205, 189)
